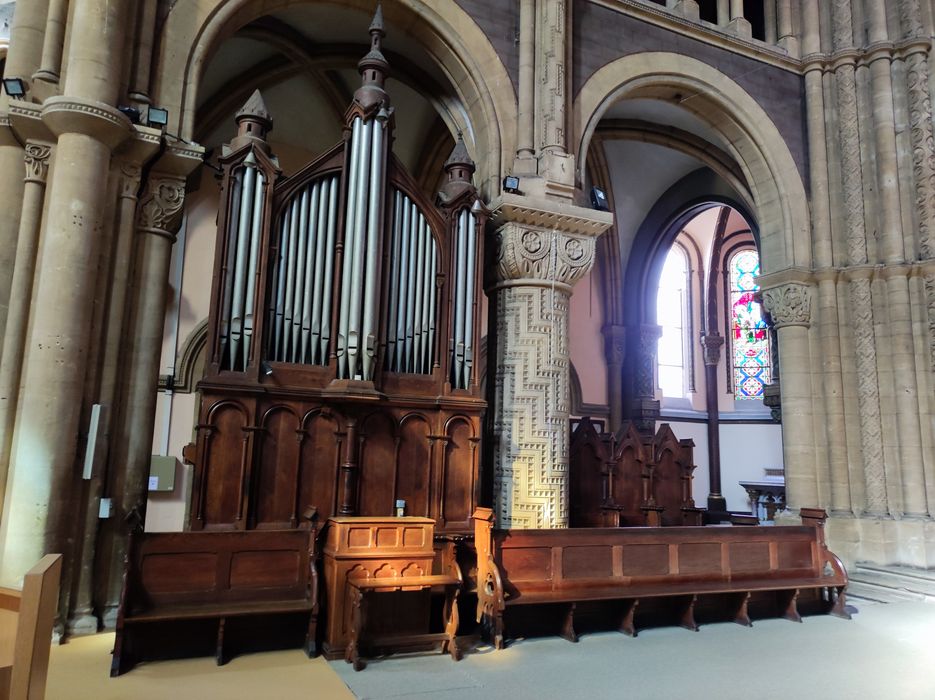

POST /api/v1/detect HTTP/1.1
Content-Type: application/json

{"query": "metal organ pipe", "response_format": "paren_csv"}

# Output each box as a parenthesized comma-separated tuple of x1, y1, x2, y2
(398, 200, 413, 372)
(242, 170, 266, 370)
(309, 180, 327, 364)
(218, 170, 242, 366)
(320, 180, 338, 363)
(299, 183, 320, 364)
(228, 154, 258, 370)
(386, 192, 403, 371)
(463, 208, 477, 386)
(346, 119, 374, 380)
(291, 188, 310, 363)
(362, 115, 386, 380)
(338, 117, 364, 378)
(452, 209, 467, 386)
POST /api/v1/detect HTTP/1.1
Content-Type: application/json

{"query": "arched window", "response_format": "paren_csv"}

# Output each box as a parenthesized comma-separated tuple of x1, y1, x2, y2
(656, 244, 689, 398)
(728, 248, 770, 400)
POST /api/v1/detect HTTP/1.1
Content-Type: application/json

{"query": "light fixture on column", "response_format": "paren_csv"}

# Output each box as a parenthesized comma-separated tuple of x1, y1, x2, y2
(502, 175, 521, 194)
(2, 78, 27, 98)
(147, 106, 170, 129)
(590, 186, 609, 211)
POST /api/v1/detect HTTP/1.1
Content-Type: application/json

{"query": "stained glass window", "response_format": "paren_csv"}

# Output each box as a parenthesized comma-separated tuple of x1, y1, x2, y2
(657, 245, 688, 398)
(729, 249, 770, 399)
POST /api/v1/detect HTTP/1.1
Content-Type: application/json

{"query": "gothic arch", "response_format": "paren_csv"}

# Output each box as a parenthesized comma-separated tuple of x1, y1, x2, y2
(151, 0, 516, 195)
(574, 52, 810, 274)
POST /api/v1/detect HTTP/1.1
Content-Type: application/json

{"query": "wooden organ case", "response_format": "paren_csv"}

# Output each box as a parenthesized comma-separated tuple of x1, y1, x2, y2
(188, 15, 487, 540)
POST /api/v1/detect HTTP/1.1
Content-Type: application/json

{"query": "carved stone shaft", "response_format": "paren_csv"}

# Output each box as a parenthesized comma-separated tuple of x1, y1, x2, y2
(490, 221, 598, 528)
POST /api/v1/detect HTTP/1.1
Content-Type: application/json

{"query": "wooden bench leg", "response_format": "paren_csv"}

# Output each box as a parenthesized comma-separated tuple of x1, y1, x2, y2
(732, 592, 752, 627)
(676, 595, 699, 631)
(304, 610, 319, 658)
(618, 599, 639, 638)
(110, 627, 132, 677)
(345, 587, 366, 671)
(442, 585, 462, 661)
(216, 617, 227, 666)
(560, 603, 578, 643)
(829, 586, 852, 620)
(779, 589, 802, 623)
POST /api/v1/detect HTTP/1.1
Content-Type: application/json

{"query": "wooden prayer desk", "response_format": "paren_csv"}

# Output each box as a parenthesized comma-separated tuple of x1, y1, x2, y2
(322, 516, 464, 661)
(345, 573, 462, 671)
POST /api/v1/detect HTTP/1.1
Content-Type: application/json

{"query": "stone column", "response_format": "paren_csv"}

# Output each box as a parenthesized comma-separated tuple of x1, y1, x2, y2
(631, 324, 662, 433)
(831, 0, 887, 517)
(0, 143, 52, 522)
(716, 0, 729, 27)
(764, 0, 778, 44)
(104, 158, 199, 614)
(728, 0, 752, 37)
(533, 0, 575, 198)
(514, 0, 535, 171)
(0, 0, 132, 587)
(33, 0, 68, 84)
(602, 324, 626, 434)
(488, 200, 610, 528)
(776, 0, 798, 55)
(700, 333, 726, 513)
(0, 0, 49, 360)
(128, 0, 158, 104)
(762, 282, 820, 511)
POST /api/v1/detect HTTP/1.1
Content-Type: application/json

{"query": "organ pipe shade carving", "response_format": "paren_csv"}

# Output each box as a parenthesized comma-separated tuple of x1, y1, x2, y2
(266, 174, 339, 365)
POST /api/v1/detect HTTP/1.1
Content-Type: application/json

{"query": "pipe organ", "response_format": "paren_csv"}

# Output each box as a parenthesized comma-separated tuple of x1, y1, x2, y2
(189, 14, 488, 536)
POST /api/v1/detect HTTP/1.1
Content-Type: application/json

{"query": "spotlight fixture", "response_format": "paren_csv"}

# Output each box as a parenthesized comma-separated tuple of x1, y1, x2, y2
(2, 78, 26, 98)
(147, 106, 170, 129)
(502, 175, 521, 195)
(590, 186, 609, 211)
(260, 360, 274, 377)
(118, 106, 142, 124)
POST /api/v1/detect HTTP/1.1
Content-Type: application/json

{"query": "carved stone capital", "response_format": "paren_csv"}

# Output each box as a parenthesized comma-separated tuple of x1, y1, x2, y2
(761, 283, 812, 328)
(491, 221, 597, 290)
(118, 163, 143, 200)
(700, 333, 725, 366)
(23, 143, 52, 184)
(138, 176, 186, 239)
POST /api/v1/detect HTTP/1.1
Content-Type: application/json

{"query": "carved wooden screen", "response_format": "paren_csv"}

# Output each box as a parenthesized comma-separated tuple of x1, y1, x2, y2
(189, 19, 486, 535)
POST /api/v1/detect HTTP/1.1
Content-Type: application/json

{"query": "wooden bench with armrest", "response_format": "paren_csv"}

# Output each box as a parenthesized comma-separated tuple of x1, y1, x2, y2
(0, 554, 62, 700)
(473, 507, 849, 648)
(111, 509, 320, 676)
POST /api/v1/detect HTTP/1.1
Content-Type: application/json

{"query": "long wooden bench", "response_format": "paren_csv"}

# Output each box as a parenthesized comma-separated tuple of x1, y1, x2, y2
(111, 511, 320, 676)
(473, 507, 849, 648)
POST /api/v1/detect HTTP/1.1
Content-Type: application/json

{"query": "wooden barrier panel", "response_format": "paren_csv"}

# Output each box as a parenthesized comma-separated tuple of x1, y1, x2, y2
(0, 554, 63, 700)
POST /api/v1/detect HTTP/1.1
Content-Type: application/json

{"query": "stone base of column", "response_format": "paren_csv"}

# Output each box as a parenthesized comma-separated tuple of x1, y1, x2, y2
(673, 1, 700, 21)
(630, 397, 660, 433)
(706, 494, 728, 515)
(778, 35, 799, 57)
(67, 611, 100, 637)
(824, 514, 935, 570)
(728, 17, 752, 37)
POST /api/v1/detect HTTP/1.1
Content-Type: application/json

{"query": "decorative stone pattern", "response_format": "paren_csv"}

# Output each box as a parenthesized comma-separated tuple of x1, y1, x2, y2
(490, 220, 601, 528)
(700, 333, 724, 366)
(23, 144, 52, 184)
(636, 324, 662, 399)
(492, 284, 571, 529)
(537, 0, 566, 153)
(138, 176, 186, 238)
(761, 284, 812, 327)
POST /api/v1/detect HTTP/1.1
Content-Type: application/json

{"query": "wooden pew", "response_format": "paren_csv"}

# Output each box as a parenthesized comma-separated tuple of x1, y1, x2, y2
(112, 512, 320, 675)
(0, 554, 63, 700)
(473, 508, 849, 648)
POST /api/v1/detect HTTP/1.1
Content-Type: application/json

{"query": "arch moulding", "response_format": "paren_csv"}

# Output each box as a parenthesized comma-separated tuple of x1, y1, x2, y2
(573, 52, 811, 275)
(151, 0, 517, 196)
